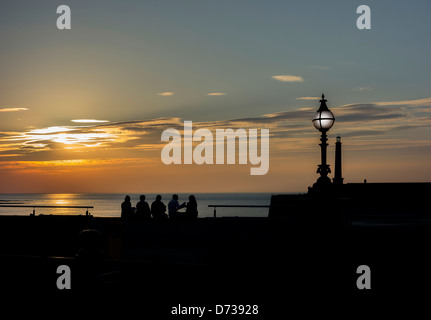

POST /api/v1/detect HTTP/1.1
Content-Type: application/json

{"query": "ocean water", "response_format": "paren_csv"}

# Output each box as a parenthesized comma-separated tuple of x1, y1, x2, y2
(0, 193, 274, 218)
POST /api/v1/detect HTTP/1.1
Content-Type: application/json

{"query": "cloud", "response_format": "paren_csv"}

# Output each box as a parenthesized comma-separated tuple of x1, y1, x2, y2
(0, 108, 29, 112)
(207, 93, 226, 96)
(374, 97, 431, 107)
(332, 103, 405, 122)
(390, 124, 431, 131)
(228, 109, 311, 124)
(296, 97, 320, 100)
(332, 98, 431, 124)
(352, 86, 374, 92)
(157, 92, 175, 96)
(1, 125, 119, 152)
(272, 75, 304, 82)
(29, 126, 76, 134)
(338, 113, 404, 122)
(0, 117, 185, 154)
(71, 119, 110, 123)
(342, 130, 385, 138)
(2, 97, 431, 159)
(0, 158, 154, 171)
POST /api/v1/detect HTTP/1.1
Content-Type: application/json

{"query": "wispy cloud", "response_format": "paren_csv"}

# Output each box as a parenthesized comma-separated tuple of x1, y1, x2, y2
(272, 75, 304, 82)
(342, 130, 385, 138)
(157, 92, 175, 96)
(71, 119, 110, 123)
(374, 97, 431, 107)
(0, 117, 183, 155)
(1, 97, 431, 160)
(207, 93, 226, 96)
(29, 126, 75, 134)
(0, 108, 29, 112)
(296, 97, 320, 100)
(333, 103, 404, 123)
(0, 158, 155, 171)
(352, 86, 374, 92)
(2, 125, 118, 152)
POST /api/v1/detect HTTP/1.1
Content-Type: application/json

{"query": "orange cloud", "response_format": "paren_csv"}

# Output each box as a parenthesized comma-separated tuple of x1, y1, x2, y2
(272, 75, 304, 82)
(157, 92, 175, 96)
(0, 108, 29, 112)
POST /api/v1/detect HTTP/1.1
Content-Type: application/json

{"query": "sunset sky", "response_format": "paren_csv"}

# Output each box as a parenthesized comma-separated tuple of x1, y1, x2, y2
(0, 0, 430, 193)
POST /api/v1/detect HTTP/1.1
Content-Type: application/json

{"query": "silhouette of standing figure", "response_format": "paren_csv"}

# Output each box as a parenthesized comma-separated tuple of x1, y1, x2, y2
(151, 195, 167, 219)
(121, 195, 133, 219)
(136, 195, 151, 219)
(168, 194, 186, 219)
(185, 195, 198, 219)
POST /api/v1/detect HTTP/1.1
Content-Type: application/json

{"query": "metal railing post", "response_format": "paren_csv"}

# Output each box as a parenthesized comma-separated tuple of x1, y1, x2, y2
(208, 204, 270, 218)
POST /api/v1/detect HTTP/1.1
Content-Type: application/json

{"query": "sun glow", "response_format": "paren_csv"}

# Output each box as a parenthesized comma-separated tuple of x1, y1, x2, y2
(10, 126, 118, 148)
(29, 126, 75, 134)
(51, 132, 114, 145)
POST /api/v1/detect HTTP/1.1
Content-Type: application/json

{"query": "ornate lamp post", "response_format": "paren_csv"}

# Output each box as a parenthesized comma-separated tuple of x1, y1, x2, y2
(312, 94, 335, 187)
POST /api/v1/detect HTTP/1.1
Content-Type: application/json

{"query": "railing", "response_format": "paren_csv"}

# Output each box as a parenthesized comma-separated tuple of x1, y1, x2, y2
(208, 204, 270, 218)
(0, 205, 94, 216)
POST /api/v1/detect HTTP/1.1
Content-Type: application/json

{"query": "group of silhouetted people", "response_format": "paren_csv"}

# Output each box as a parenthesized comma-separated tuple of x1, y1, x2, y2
(121, 194, 198, 220)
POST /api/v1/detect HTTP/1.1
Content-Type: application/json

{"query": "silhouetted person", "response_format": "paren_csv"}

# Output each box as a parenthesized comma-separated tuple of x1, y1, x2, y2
(151, 195, 167, 219)
(168, 194, 186, 219)
(185, 195, 198, 219)
(121, 195, 133, 219)
(136, 195, 151, 219)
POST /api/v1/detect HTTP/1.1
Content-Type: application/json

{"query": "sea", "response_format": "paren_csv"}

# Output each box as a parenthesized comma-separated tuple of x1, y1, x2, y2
(0, 193, 277, 218)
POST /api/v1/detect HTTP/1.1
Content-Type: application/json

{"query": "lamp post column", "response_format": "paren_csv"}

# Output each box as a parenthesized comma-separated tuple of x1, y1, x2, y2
(312, 94, 335, 187)
(317, 130, 331, 184)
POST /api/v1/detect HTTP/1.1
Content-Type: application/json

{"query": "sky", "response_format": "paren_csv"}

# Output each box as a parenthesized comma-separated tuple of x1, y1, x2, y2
(0, 0, 430, 193)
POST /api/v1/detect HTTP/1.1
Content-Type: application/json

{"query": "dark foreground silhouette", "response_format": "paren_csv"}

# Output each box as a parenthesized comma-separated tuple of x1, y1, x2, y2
(1, 184, 431, 313)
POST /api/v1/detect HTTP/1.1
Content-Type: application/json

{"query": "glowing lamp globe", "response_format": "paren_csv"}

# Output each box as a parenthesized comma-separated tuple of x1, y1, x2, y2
(312, 94, 335, 132)
(313, 110, 335, 131)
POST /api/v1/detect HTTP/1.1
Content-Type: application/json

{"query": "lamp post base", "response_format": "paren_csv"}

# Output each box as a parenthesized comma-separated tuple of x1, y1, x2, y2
(309, 176, 334, 196)
(315, 176, 332, 185)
